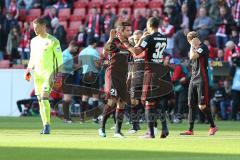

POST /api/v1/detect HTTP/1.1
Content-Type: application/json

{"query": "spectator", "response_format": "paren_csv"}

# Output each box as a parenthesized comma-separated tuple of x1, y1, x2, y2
(224, 41, 240, 62)
(204, 39, 216, 59)
(229, 27, 239, 45)
(84, 8, 103, 45)
(215, 6, 235, 49)
(233, 0, 240, 27)
(117, 9, 130, 23)
(210, 81, 231, 120)
(6, 27, 21, 63)
(193, 7, 213, 41)
(0, 7, 5, 27)
(152, 9, 161, 22)
(3, 12, 19, 34)
(165, 5, 182, 31)
(180, 3, 189, 30)
(170, 58, 190, 123)
(17, 0, 33, 11)
(145, 8, 153, 19)
(132, 9, 147, 31)
(51, 17, 67, 50)
(215, 49, 224, 61)
(18, 22, 31, 60)
(173, 27, 190, 58)
(102, 5, 117, 43)
(44, 6, 58, 34)
(8, 0, 19, 19)
(17, 89, 38, 116)
(230, 54, 240, 120)
(74, 24, 87, 47)
(0, 24, 6, 60)
(159, 16, 175, 55)
(186, 0, 197, 30)
(54, 0, 68, 10)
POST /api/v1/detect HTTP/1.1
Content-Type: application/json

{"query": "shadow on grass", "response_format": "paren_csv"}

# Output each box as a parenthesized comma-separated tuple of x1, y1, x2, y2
(0, 147, 239, 160)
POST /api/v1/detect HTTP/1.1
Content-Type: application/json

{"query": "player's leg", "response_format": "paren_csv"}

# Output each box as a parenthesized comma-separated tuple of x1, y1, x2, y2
(129, 99, 141, 134)
(114, 98, 126, 138)
(63, 94, 72, 123)
(92, 94, 100, 123)
(197, 82, 217, 135)
(158, 97, 169, 138)
(142, 100, 157, 138)
(180, 82, 197, 135)
(99, 97, 117, 137)
(80, 95, 88, 123)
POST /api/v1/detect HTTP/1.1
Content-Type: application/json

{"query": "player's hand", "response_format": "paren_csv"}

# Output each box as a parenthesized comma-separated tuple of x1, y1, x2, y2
(191, 38, 201, 48)
(143, 31, 150, 37)
(24, 68, 31, 81)
(41, 91, 50, 99)
(109, 29, 116, 40)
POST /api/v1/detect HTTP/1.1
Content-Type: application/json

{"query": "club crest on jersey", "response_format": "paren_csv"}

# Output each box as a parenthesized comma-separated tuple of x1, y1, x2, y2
(140, 41, 147, 48)
(56, 47, 61, 52)
(197, 48, 203, 53)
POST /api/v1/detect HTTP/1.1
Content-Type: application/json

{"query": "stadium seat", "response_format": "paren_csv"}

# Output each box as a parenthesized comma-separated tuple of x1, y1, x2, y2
(28, 9, 41, 16)
(73, 1, 88, 8)
(60, 21, 68, 30)
(70, 15, 84, 22)
(88, 1, 102, 9)
(26, 15, 39, 22)
(148, 1, 163, 9)
(67, 29, 78, 42)
(0, 60, 10, 69)
(133, 1, 147, 8)
(73, 8, 86, 16)
(58, 8, 71, 21)
(19, 9, 26, 21)
(44, 8, 51, 16)
(69, 21, 82, 30)
(11, 64, 25, 69)
(121, 0, 133, 3)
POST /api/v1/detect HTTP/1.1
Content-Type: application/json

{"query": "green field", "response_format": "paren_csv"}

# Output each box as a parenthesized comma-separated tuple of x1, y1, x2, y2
(0, 117, 240, 160)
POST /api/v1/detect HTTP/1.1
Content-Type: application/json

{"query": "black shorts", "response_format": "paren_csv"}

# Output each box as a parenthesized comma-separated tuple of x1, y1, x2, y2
(188, 80, 209, 107)
(105, 67, 129, 102)
(80, 72, 100, 95)
(128, 62, 145, 99)
(141, 70, 173, 102)
(62, 73, 75, 94)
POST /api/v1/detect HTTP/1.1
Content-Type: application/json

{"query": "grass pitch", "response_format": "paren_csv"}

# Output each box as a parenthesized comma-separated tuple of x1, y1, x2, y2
(0, 117, 240, 160)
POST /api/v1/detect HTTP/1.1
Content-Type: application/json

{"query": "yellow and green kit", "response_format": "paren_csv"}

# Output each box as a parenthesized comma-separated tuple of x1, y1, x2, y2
(28, 34, 63, 126)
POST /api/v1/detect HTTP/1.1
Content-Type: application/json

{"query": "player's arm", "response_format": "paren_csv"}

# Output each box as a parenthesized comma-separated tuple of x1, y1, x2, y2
(53, 40, 63, 73)
(103, 29, 116, 56)
(189, 38, 201, 60)
(25, 40, 34, 81)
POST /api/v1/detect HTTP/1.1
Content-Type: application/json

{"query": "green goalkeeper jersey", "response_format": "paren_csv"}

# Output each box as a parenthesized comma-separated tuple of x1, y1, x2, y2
(28, 34, 63, 78)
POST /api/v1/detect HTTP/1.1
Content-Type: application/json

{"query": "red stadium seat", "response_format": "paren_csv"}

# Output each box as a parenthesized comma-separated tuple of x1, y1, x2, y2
(121, 0, 133, 3)
(148, 1, 163, 9)
(74, 1, 88, 8)
(0, 60, 10, 69)
(88, 2, 102, 8)
(28, 9, 41, 16)
(70, 15, 84, 22)
(58, 8, 71, 21)
(73, 8, 86, 16)
(69, 21, 82, 29)
(12, 64, 25, 69)
(26, 15, 39, 22)
(19, 9, 26, 21)
(60, 21, 68, 30)
(133, 1, 147, 8)
(67, 29, 78, 42)
(44, 8, 51, 16)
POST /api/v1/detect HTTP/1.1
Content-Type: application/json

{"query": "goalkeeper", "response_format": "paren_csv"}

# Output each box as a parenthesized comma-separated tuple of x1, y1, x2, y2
(24, 18, 63, 134)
